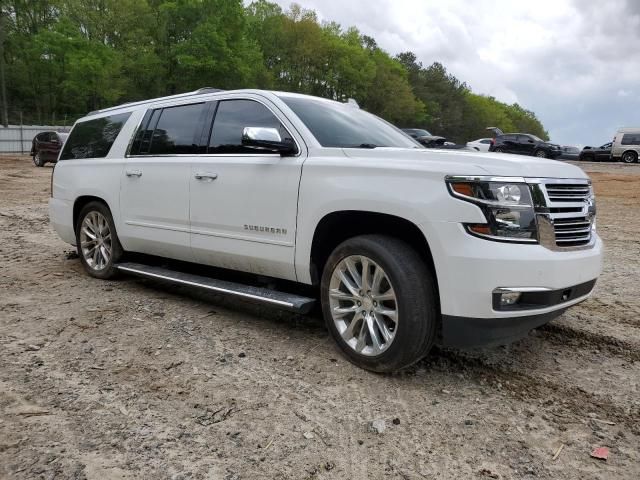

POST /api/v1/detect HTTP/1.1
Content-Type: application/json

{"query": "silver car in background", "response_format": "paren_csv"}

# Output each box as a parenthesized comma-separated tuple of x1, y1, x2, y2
(612, 127, 640, 163)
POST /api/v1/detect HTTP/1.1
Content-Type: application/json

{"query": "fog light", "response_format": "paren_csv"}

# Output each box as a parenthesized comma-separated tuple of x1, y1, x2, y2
(500, 291, 522, 306)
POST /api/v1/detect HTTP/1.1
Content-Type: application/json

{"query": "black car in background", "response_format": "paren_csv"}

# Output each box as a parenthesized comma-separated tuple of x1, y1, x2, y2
(559, 146, 580, 161)
(30, 131, 68, 167)
(401, 128, 447, 147)
(579, 142, 612, 162)
(489, 133, 562, 159)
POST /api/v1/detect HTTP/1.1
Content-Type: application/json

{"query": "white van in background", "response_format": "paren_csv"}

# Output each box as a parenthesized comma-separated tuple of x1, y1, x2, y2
(612, 127, 640, 163)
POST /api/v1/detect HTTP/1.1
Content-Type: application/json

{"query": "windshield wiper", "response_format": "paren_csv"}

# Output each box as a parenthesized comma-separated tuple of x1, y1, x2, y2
(343, 143, 378, 149)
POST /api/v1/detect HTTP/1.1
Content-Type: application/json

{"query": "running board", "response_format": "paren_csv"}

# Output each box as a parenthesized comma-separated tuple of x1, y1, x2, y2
(116, 262, 315, 314)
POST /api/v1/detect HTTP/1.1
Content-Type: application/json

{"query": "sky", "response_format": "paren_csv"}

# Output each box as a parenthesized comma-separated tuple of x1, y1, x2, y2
(270, 0, 640, 146)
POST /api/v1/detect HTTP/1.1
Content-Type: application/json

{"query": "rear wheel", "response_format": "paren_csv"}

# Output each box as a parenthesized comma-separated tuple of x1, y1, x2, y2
(622, 151, 638, 163)
(75, 201, 124, 279)
(494, 147, 504, 153)
(320, 235, 438, 372)
(534, 149, 547, 158)
(33, 152, 45, 167)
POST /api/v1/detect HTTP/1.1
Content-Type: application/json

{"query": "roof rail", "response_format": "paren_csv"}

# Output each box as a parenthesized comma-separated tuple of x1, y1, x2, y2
(86, 87, 225, 116)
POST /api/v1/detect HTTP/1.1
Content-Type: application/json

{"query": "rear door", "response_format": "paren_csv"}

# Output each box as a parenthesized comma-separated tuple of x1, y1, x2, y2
(189, 96, 305, 281)
(518, 135, 536, 156)
(119, 102, 208, 261)
(501, 135, 518, 153)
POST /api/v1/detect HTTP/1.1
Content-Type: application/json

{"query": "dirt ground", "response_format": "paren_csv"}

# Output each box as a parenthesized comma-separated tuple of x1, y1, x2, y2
(1, 156, 638, 480)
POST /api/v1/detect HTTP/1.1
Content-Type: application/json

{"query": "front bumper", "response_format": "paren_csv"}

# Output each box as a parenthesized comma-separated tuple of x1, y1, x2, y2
(441, 310, 565, 348)
(420, 220, 603, 321)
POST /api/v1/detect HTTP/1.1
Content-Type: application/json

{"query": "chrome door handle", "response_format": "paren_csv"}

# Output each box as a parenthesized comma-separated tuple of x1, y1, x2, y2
(125, 170, 142, 177)
(194, 172, 218, 181)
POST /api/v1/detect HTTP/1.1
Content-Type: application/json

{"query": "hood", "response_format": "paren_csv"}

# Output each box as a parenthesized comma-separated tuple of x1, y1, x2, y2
(341, 147, 588, 179)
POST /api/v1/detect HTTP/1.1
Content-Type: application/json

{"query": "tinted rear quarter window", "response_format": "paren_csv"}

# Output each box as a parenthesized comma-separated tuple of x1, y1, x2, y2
(60, 113, 131, 160)
(621, 133, 640, 145)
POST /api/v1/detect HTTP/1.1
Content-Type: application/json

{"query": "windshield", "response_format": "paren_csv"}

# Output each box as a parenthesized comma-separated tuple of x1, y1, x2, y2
(529, 134, 543, 142)
(280, 95, 421, 149)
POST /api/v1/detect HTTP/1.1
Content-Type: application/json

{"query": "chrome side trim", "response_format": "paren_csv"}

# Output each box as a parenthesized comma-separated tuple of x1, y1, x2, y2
(493, 287, 552, 293)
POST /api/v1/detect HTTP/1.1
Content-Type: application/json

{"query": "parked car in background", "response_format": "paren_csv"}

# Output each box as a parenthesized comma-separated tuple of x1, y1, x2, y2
(401, 128, 446, 147)
(30, 131, 68, 167)
(466, 138, 493, 152)
(49, 88, 602, 372)
(611, 128, 640, 163)
(489, 133, 562, 159)
(579, 143, 612, 162)
(559, 146, 580, 161)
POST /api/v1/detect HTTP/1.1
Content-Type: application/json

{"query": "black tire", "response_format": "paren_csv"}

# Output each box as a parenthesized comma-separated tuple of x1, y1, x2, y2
(534, 149, 547, 158)
(75, 201, 124, 280)
(33, 152, 45, 167)
(583, 154, 595, 162)
(320, 235, 438, 373)
(494, 147, 504, 153)
(622, 151, 638, 164)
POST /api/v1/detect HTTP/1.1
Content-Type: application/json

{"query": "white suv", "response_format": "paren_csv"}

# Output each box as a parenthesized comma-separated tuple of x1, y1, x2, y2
(49, 88, 603, 372)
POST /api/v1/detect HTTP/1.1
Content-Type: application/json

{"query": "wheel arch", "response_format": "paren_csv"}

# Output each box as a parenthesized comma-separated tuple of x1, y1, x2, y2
(309, 210, 438, 289)
(621, 149, 638, 162)
(73, 196, 111, 233)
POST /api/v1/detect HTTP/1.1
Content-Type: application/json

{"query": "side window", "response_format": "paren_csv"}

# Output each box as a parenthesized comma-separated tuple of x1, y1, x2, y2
(59, 112, 131, 160)
(148, 103, 207, 155)
(209, 99, 292, 154)
(130, 109, 160, 155)
(480, 139, 491, 144)
(621, 134, 640, 146)
(518, 135, 531, 143)
(501, 135, 514, 142)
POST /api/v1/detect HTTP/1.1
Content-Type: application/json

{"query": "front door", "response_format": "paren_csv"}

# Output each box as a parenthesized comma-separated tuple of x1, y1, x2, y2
(119, 102, 208, 261)
(190, 97, 305, 281)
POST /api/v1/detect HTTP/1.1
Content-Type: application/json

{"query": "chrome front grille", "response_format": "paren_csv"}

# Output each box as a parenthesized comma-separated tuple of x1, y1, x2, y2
(545, 183, 591, 202)
(540, 180, 595, 248)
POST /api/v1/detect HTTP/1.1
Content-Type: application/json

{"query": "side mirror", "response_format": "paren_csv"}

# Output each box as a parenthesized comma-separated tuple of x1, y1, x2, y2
(242, 127, 297, 154)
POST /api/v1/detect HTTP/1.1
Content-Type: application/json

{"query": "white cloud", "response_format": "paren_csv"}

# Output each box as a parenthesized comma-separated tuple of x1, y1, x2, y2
(267, 0, 640, 145)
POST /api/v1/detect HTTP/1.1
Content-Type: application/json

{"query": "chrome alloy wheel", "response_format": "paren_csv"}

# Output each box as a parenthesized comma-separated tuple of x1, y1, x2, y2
(328, 255, 398, 356)
(80, 211, 112, 271)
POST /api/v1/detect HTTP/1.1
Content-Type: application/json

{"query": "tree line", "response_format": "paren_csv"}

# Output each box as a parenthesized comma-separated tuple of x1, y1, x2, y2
(0, 0, 549, 141)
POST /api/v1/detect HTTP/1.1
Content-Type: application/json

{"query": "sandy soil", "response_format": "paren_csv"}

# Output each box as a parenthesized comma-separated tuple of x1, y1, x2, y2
(1, 156, 638, 479)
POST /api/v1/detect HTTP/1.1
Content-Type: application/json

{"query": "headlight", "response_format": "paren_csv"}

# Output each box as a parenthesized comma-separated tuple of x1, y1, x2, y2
(446, 177, 538, 243)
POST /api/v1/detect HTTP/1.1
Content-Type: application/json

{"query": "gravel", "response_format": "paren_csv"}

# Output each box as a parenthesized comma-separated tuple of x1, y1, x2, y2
(1, 156, 639, 479)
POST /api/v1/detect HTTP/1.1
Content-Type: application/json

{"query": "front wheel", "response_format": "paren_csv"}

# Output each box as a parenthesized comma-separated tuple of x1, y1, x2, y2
(534, 149, 547, 158)
(33, 153, 45, 167)
(320, 235, 438, 372)
(75, 201, 124, 279)
(622, 151, 638, 163)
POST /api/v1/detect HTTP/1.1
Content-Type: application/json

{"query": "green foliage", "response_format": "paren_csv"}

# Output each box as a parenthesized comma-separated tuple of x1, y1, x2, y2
(1, 0, 547, 139)
(395, 51, 548, 142)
